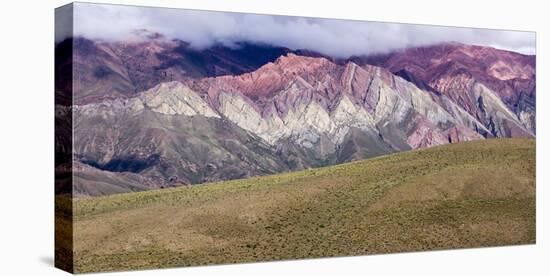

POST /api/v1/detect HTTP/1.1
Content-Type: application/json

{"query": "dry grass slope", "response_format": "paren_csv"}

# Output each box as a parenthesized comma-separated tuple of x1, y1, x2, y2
(62, 138, 535, 273)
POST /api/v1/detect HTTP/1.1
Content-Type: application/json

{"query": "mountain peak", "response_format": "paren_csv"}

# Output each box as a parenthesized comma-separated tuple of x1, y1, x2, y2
(195, 54, 339, 100)
(269, 53, 333, 73)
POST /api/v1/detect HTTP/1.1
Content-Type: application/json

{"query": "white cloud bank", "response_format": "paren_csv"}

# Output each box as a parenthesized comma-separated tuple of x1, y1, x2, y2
(68, 2, 535, 57)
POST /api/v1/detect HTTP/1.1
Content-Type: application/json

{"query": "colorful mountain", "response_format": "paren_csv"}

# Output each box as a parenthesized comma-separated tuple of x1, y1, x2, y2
(57, 38, 535, 196)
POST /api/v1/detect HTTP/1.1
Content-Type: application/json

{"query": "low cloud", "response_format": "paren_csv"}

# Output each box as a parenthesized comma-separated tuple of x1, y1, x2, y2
(68, 3, 536, 57)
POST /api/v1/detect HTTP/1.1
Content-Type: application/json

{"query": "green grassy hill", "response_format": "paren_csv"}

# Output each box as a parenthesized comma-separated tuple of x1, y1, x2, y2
(64, 138, 535, 273)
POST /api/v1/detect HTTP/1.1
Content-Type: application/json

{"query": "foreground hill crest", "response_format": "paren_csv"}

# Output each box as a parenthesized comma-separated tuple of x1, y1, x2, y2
(66, 138, 535, 272)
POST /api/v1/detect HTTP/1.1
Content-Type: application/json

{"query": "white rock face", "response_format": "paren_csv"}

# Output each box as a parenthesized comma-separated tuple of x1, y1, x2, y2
(439, 96, 491, 134)
(74, 97, 145, 118)
(74, 82, 219, 119)
(286, 101, 335, 148)
(374, 83, 409, 124)
(474, 83, 530, 136)
(217, 75, 458, 150)
(141, 82, 220, 118)
(218, 91, 378, 148)
(406, 82, 456, 127)
(331, 95, 375, 144)
(519, 110, 535, 134)
(218, 92, 287, 144)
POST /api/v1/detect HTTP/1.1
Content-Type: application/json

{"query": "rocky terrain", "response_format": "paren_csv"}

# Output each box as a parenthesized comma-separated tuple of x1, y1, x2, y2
(55, 35, 535, 196)
(360, 42, 536, 135)
(62, 33, 293, 104)
(52, 31, 536, 196)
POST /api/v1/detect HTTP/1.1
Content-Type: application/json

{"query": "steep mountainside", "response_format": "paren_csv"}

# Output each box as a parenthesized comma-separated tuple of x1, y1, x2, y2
(188, 54, 491, 146)
(361, 43, 536, 134)
(69, 52, 533, 196)
(65, 34, 292, 104)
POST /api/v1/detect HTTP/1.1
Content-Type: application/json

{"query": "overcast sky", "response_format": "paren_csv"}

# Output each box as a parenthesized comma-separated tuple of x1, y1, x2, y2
(65, 2, 536, 57)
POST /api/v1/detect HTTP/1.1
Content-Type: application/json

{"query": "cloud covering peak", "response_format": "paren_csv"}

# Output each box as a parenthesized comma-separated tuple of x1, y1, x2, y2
(69, 3, 535, 58)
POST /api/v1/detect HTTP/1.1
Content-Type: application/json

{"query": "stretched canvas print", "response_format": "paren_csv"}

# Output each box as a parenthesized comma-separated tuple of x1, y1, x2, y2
(55, 2, 536, 273)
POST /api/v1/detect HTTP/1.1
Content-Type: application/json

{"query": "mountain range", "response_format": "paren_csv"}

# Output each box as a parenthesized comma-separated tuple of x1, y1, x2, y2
(55, 34, 536, 196)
